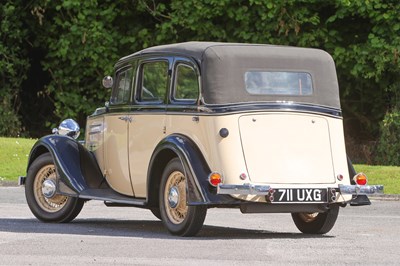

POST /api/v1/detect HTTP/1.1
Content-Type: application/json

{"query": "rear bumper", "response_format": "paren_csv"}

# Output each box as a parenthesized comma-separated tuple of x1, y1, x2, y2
(338, 184, 384, 195)
(217, 183, 384, 196)
(217, 184, 271, 195)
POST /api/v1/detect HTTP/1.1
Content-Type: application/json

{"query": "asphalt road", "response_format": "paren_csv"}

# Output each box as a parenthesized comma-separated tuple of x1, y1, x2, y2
(0, 187, 399, 265)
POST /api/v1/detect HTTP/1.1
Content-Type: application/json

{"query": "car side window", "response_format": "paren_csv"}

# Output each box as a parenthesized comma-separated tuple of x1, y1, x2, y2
(110, 68, 133, 105)
(139, 61, 168, 102)
(174, 64, 199, 102)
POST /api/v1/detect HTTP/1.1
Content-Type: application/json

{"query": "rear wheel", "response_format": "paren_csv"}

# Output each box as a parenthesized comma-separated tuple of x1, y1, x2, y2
(159, 158, 207, 236)
(291, 205, 339, 234)
(25, 153, 84, 223)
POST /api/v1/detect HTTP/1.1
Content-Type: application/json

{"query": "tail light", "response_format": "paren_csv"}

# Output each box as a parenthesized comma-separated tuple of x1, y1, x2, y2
(353, 173, 368, 186)
(208, 172, 222, 187)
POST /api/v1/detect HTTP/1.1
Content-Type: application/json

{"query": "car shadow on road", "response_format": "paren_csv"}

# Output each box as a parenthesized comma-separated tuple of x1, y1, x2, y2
(0, 218, 333, 240)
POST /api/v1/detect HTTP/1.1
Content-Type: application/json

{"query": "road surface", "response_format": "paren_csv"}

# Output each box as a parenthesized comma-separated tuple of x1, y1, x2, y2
(0, 187, 399, 265)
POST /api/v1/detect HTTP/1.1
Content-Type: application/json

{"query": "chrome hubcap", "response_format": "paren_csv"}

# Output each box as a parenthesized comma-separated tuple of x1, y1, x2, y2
(42, 179, 57, 198)
(168, 186, 179, 208)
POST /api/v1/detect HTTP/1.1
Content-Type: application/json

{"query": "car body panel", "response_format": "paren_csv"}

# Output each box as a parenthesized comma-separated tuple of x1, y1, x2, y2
(85, 116, 105, 172)
(239, 113, 335, 184)
(103, 114, 133, 196)
(129, 113, 166, 198)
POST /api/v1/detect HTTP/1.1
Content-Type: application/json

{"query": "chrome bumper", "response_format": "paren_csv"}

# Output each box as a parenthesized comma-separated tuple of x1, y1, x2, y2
(217, 183, 384, 196)
(338, 184, 384, 195)
(217, 184, 271, 195)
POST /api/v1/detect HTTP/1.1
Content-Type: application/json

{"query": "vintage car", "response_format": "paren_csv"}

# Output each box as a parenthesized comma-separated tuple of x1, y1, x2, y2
(20, 42, 383, 236)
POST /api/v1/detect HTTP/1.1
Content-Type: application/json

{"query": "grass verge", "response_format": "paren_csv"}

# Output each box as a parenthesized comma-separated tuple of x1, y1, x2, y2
(0, 137, 398, 194)
(0, 137, 36, 183)
(354, 164, 399, 195)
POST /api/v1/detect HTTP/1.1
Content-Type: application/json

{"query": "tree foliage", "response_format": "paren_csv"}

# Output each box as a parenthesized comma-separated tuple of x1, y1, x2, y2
(0, 1, 28, 136)
(376, 108, 400, 165)
(1, 0, 400, 164)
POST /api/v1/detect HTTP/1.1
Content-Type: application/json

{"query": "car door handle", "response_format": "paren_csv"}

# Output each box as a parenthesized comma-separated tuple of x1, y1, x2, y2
(118, 116, 132, 123)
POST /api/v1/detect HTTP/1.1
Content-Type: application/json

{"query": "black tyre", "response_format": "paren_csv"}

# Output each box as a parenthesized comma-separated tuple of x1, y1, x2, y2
(159, 158, 207, 236)
(25, 153, 84, 223)
(291, 205, 339, 234)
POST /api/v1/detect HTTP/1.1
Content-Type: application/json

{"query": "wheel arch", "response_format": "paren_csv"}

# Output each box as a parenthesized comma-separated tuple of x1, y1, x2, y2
(27, 135, 104, 196)
(28, 143, 51, 169)
(147, 134, 241, 207)
(147, 148, 178, 208)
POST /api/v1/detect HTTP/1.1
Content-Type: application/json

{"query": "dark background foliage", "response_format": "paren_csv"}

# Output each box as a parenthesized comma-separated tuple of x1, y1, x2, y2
(1, 0, 399, 164)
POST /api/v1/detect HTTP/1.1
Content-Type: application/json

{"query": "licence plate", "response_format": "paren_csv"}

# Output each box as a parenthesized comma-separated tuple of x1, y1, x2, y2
(275, 188, 328, 203)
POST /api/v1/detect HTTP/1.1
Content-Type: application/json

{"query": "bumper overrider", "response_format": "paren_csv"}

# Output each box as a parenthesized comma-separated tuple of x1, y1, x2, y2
(217, 183, 384, 204)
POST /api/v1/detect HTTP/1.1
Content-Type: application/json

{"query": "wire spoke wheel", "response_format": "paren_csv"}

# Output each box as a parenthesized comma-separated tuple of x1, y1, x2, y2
(298, 212, 319, 223)
(163, 171, 188, 224)
(25, 153, 84, 223)
(159, 158, 207, 236)
(33, 164, 69, 213)
(291, 205, 339, 234)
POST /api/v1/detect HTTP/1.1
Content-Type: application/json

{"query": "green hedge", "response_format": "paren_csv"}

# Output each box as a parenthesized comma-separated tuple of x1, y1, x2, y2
(1, 1, 400, 166)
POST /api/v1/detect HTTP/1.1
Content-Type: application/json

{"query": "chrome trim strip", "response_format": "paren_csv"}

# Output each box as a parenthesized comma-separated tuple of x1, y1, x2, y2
(338, 184, 384, 195)
(217, 184, 271, 195)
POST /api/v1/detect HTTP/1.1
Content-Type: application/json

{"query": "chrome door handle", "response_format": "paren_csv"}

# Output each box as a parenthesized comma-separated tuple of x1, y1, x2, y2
(118, 116, 132, 123)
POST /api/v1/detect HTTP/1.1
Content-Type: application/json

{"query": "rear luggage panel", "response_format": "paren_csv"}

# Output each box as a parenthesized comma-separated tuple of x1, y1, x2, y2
(239, 113, 335, 184)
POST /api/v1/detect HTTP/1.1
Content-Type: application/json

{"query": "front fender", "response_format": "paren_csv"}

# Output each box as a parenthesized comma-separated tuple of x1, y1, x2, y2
(28, 135, 104, 195)
(148, 134, 241, 206)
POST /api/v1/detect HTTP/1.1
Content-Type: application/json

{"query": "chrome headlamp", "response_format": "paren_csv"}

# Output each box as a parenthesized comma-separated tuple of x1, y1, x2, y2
(52, 119, 80, 139)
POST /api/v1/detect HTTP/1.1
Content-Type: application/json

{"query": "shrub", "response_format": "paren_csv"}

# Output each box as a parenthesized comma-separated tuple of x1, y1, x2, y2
(376, 109, 400, 165)
(0, 1, 28, 136)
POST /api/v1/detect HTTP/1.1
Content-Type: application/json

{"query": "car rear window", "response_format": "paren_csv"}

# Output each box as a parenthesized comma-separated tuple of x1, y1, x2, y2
(244, 71, 313, 96)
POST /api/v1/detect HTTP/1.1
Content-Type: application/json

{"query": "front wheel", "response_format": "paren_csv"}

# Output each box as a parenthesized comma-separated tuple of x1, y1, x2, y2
(291, 205, 339, 234)
(159, 158, 207, 236)
(25, 153, 84, 223)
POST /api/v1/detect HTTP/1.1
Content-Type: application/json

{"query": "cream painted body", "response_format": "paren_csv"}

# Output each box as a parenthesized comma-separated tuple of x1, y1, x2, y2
(86, 109, 350, 203)
(166, 111, 350, 203)
(128, 114, 166, 197)
(86, 112, 166, 198)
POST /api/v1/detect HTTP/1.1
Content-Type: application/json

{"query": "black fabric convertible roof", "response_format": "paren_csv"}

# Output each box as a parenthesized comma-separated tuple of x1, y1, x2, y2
(124, 42, 341, 109)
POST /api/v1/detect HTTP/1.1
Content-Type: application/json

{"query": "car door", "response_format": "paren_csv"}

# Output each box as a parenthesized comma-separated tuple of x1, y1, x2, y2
(128, 58, 170, 198)
(103, 66, 135, 196)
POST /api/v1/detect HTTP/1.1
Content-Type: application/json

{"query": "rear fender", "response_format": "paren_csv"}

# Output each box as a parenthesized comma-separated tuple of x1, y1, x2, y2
(148, 134, 241, 206)
(27, 135, 105, 196)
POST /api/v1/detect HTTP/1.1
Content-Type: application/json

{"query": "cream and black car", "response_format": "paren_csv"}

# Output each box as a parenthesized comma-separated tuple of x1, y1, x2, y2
(21, 42, 383, 236)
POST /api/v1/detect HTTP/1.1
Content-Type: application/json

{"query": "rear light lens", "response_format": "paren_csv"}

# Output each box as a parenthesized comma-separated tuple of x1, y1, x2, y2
(208, 172, 222, 187)
(353, 173, 368, 186)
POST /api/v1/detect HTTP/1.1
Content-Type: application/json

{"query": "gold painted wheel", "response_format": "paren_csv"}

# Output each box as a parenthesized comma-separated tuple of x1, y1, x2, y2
(163, 171, 188, 224)
(25, 153, 84, 223)
(33, 164, 69, 213)
(159, 158, 207, 236)
(298, 212, 319, 223)
(291, 205, 339, 234)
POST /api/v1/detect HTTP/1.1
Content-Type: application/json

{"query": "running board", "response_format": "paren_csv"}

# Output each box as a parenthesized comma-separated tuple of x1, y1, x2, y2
(79, 188, 147, 206)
